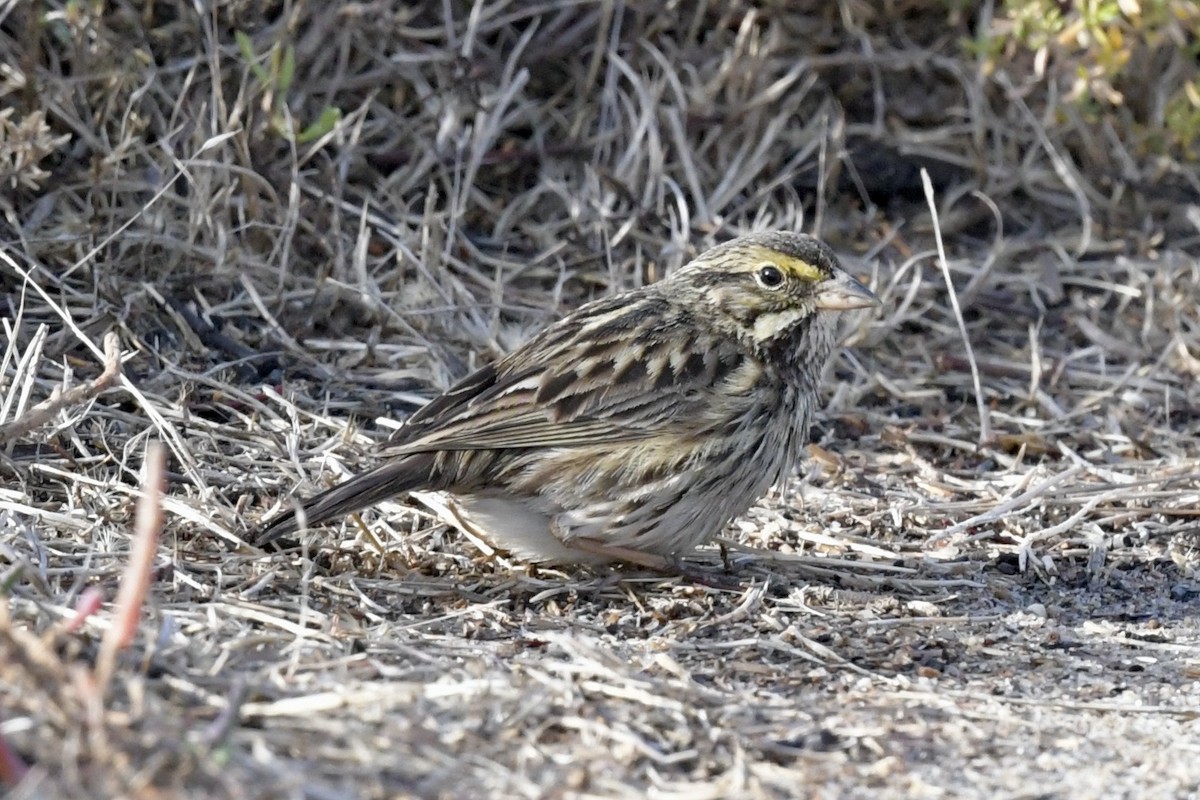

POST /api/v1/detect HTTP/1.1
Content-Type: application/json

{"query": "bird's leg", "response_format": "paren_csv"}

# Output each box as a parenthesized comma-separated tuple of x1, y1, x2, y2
(570, 538, 743, 589)
(570, 538, 671, 570)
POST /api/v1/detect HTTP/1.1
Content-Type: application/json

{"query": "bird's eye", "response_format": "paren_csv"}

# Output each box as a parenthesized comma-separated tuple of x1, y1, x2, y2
(757, 264, 785, 289)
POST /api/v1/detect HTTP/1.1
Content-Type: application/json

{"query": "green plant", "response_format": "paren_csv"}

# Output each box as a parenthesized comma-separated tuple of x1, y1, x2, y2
(976, 0, 1200, 155)
(235, 31, 341, 145)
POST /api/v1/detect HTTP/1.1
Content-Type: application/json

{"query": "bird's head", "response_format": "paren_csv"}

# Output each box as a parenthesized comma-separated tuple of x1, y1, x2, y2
(675, 231, 879, 351)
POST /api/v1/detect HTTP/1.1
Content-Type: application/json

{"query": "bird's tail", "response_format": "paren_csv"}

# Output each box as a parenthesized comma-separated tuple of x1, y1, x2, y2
(256, 452, 436, 545)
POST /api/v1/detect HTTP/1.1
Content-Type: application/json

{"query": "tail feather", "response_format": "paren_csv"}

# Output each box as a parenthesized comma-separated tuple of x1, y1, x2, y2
(257, 453, 435, 545)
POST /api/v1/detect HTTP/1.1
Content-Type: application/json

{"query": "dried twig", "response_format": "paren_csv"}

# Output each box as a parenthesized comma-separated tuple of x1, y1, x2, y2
(0, 331, 122, 444)
(94, 440, 164, 693)
(922, 168, 992, 446)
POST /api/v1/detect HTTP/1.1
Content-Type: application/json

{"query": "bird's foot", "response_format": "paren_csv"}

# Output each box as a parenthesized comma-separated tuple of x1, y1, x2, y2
(571, 538, 743, 589)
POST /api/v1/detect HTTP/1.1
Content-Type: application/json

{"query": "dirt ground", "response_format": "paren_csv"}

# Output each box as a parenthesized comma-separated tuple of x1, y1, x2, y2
(2, 2, 1199, 798)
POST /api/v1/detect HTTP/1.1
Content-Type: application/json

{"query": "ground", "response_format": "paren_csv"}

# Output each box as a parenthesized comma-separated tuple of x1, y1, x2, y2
(1, 2, 1199, 798)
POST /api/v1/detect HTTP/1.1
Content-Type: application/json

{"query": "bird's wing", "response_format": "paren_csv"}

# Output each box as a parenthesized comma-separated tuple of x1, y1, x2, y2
(383, 294, 755, 454)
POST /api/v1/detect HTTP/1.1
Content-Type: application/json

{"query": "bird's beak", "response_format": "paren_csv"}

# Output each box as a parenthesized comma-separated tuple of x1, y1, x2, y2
(814, 271, 880, 311)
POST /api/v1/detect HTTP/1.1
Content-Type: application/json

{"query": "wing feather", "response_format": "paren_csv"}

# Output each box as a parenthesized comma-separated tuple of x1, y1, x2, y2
(382, 293, 751, 454)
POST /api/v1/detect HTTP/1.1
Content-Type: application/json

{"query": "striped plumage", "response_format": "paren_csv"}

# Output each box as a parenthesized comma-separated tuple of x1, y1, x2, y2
(258, 231, 878, 572)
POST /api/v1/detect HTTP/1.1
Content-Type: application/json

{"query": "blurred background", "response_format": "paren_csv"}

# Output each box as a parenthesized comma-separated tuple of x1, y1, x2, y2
(3, 1, 1197, 405)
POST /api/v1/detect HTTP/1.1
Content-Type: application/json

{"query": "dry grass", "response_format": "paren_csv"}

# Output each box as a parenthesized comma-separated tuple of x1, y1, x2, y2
(2, 2, 1199, 798)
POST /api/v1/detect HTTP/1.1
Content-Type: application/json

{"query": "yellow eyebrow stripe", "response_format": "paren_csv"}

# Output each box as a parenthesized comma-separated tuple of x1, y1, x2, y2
(744, 245, 824, 282)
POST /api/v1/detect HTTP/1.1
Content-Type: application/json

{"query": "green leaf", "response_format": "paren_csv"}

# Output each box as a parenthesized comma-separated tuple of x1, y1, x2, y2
(278, 45, 296, 95)
(296, 106, 342, 143)
(236, 31, 271, 84)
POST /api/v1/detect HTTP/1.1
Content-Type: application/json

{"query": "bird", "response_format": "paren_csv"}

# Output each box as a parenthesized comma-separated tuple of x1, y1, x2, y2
(258, 231, 879, 576)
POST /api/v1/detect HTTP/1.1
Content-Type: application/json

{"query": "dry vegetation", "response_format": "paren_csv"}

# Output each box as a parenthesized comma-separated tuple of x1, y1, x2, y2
(2, 1, 1200, 797)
